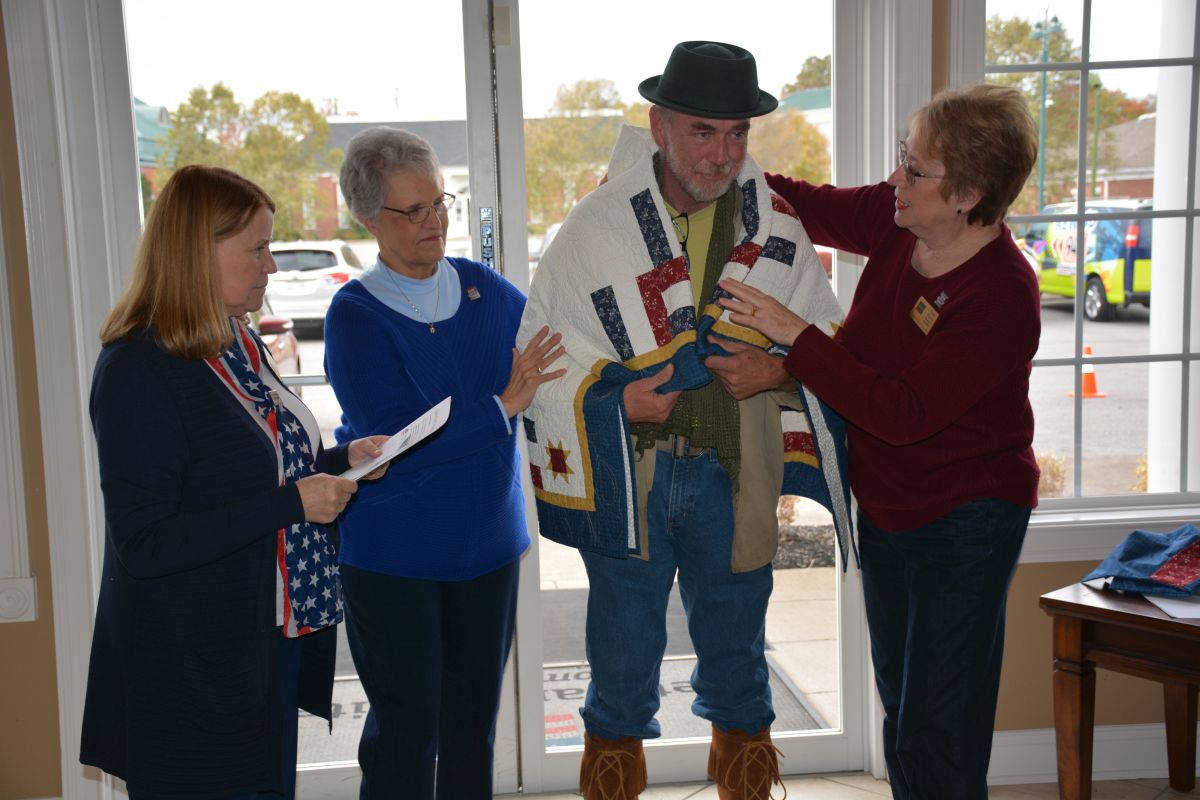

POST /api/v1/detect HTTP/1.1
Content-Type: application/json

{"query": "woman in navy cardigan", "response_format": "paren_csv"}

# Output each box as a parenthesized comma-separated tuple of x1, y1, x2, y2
(324, 127, 564, 799)
(81, 165, 388, 798)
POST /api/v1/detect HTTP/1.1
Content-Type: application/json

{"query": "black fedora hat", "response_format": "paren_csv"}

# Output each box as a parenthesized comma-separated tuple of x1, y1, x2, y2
(638, 41, 778, 119)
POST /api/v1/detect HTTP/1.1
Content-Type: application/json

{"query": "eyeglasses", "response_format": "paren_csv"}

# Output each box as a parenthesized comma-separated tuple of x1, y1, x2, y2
(670, 211, 689, 248)
(896, 141, 945, 185)
(381, 192, 456, 224)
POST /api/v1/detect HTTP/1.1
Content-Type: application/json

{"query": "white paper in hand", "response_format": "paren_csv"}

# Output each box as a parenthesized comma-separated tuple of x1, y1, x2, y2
(340, 397, 452, 480)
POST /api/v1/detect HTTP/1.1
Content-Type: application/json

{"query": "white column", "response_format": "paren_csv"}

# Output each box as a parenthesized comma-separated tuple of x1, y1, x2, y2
(1147, 0, 1199, 492)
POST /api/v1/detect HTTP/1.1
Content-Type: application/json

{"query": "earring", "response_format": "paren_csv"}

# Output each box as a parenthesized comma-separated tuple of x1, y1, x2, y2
(956, 208, 963, 214)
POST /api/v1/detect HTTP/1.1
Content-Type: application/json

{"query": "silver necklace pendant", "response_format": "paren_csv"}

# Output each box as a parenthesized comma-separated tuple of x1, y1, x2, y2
(383, 264, 440, 334)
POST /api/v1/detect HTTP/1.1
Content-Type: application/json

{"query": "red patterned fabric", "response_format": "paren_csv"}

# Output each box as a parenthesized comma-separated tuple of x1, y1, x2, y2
(636, 256, 691, 347)
(771, 193, 799, 219)
(1150, 540, 1200, 590)
(783, 431, 817, 458)
(727, 241, 761, 268)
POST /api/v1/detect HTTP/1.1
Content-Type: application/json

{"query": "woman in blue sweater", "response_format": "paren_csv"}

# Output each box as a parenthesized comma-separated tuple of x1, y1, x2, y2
(325, 126, 565, 799)
(82, 165, 388, 798)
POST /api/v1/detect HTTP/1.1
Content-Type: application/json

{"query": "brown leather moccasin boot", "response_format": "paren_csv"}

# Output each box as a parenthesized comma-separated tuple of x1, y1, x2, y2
(707, 724, 786, 800)
(579, 732, 648, 800)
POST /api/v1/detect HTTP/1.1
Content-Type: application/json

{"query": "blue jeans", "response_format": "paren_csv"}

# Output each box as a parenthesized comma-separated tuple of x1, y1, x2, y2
(859, 498, 1030, 800)
(341, 560, 520, 800)
(580, 448, 775, 740)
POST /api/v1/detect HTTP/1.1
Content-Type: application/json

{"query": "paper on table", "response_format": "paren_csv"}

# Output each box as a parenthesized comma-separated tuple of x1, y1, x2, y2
(1144, 592, 1200, 619)
(1080, 577, 1200, 618)
(339, 396, 452, 480)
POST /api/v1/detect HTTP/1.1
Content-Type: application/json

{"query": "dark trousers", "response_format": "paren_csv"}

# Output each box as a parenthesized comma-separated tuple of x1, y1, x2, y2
(859, 498, 1030, 800)
(341, 559, 520, 800)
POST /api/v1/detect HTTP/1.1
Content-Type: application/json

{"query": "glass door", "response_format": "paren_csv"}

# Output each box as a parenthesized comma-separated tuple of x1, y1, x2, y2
(475, 1, 873, 791)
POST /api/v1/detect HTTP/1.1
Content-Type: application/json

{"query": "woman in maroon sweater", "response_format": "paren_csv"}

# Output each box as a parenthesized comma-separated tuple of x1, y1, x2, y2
(720, 84, 1040, 799)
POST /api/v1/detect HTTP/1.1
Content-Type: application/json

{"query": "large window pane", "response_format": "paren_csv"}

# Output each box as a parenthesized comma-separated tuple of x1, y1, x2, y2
(989, 0, 1199, 501)
(1082, 362, 1151, 495)
(1030, 365, 1076, 499)
(1092, 0, 1191, 62)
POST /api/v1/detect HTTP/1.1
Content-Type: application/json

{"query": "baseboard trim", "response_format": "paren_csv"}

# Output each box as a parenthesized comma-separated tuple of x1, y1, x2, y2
(988, 723, 1200, 784)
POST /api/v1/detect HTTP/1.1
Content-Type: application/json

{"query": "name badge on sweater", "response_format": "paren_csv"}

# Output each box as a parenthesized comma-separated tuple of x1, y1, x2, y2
(910, 296, 939, 335)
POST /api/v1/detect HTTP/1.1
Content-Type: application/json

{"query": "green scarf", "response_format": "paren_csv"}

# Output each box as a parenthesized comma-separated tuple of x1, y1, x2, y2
(632, 174, 741, 486)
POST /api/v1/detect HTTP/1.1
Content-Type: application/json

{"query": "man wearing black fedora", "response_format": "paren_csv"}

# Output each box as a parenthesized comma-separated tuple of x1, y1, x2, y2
(517, 41, 850, 800)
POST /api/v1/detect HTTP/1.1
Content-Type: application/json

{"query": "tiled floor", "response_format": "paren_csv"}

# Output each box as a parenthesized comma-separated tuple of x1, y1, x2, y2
(503, 773, 1197, 799)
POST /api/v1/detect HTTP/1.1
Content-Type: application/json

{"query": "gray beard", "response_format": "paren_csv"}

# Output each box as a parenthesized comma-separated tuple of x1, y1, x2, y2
(660, 135, 742, 204)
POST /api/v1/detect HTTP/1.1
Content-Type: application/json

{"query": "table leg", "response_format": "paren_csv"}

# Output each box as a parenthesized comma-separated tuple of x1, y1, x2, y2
(1052, 617, 1094, 800)
(1163, 681, 1197, 791)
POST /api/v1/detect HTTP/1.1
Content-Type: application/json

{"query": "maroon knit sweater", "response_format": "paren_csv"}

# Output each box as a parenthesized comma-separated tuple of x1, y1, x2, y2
(767, 175, 1040, 531)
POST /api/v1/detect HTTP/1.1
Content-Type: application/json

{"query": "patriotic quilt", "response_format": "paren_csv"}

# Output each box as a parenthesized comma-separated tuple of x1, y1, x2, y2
(518, 125, 855, 568)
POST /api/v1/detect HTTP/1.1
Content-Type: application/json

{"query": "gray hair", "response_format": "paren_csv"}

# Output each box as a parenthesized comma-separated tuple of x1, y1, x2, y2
(339, 126, 441, 222)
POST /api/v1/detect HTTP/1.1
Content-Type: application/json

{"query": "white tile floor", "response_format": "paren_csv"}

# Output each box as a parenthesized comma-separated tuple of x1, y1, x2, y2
(502, 773, 1198, 799)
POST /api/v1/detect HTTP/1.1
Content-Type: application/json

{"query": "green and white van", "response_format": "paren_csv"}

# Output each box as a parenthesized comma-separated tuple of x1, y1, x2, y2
(1016, 199, 1152, 321)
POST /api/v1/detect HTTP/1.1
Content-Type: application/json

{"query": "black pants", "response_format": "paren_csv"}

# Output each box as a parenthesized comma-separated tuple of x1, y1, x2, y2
(341, 559, 520, 800)
(860, 498, 1030, 800)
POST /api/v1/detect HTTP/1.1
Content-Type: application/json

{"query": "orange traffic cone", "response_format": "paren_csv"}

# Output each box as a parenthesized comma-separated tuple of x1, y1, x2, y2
(1068, 345, 1108, 398)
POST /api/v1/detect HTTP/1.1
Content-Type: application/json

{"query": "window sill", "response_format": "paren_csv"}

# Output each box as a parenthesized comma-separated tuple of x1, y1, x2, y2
(1022, 501, 1200, 563)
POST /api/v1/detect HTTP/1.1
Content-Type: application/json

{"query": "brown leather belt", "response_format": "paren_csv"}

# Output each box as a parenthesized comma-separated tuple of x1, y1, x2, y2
(654, 434, 711, 459)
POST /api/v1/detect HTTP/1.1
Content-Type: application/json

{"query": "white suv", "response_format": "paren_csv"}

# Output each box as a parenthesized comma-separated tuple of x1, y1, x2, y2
(267, 240, 366, 326)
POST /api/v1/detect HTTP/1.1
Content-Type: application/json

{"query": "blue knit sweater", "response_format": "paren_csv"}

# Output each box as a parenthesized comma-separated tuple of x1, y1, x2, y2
(324, 258, 530, 580)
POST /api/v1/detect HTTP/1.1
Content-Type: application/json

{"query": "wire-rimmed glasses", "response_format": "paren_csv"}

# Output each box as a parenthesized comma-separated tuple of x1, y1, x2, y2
(896, 141, 945, 185)
(381, 192, 456, 224)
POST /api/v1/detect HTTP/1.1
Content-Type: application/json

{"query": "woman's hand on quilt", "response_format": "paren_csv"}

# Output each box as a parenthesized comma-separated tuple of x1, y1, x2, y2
(717, 278, 809, 346)
(500, 326, 567, 417)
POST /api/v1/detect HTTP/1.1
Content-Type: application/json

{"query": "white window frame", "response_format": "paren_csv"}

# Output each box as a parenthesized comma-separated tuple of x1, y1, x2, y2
(950, 0, 1200, 564)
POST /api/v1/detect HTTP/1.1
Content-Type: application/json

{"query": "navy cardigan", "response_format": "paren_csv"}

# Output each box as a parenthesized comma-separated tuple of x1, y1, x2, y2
(80, 330, 348, 795)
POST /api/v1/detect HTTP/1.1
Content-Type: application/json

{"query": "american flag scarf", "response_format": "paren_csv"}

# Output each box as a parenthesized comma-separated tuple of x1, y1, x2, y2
(208, 318, 342, 637)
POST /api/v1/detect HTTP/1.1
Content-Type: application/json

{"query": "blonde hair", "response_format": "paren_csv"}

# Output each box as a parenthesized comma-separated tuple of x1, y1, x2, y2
(910, 84, 1038, 226)
(100, 165, 275, 359)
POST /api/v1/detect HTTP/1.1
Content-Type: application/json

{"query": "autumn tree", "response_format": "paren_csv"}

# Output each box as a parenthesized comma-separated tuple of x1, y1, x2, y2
(524, 75, 832, 229)
(781, 55, 831, 95)
(987, 16, 1152, 214)
(524, 79, 624, 230)
(156, 83, 340, 239)
(752, 111, 831, 185)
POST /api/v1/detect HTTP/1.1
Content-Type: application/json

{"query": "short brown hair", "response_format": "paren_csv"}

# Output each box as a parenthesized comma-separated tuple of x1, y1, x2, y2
(100, 165, 275, 359)
(910, 84, 1038, 226)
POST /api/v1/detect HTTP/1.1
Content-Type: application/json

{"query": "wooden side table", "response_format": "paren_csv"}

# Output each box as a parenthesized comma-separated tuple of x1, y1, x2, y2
(1040, 582, 1200, 799)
